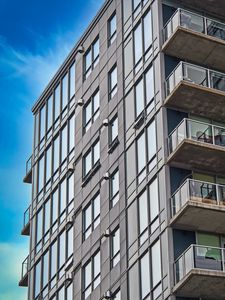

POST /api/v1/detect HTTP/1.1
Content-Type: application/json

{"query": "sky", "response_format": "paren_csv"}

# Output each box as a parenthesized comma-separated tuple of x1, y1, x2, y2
(0, 0, 104, 299)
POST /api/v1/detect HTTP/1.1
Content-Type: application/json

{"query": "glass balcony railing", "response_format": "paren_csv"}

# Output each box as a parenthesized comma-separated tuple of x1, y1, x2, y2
(26, 155, 32, 176)
(23, 206, 30, 229)
(20, 255, 29, 281)
(175, 244, 225, 283)
(165, 61, 225, 97)
(164, 8, 225, 43)
(168, 118, 225, 154)
(171, 179, 225, 217)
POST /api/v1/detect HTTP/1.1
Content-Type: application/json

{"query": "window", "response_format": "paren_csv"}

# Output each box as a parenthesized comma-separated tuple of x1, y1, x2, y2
(109, 65, 117, 100)
(83, 140, 100, 178)
(83, 251, 101, 299)
(108, 13, 117, 46)
(111, 228, 120, 268)
(38, 155, 44, 193)
(62, 73, 68, 111)
(83, 193, 100, 240)
(47, 95, 53, 132)
(129, 240, 162, 300)
(54, 84, 60, 124)
(113, 290, 121, 300)
(109, 115, 118, 146)
(110, 169, 119, 207)
(134, 10, 152, 68)
(83, 89, 100, 133)
(53, 135, 60, 173)
(61, 125, 68, 163)
(34, 260, 41, 298)
(69, 62, 75, 100)
(69, 115, 75, 153)
(134, 66, 154, 118)
(40, 105, 46, 142)
(84, 37, 99, 80)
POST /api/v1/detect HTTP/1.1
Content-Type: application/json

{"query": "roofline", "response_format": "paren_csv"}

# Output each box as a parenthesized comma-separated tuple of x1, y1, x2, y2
(32, 0, 112, 114)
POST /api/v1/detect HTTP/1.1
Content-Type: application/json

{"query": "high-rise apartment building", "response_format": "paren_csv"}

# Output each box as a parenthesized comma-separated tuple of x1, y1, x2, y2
(19, 0, 225, 299)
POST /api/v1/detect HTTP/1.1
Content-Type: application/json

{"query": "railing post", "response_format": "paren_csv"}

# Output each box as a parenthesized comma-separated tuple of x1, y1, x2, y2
(221, 248, 225, 271)
(212, 124, 215, 145)
(216, 183, 220, 205)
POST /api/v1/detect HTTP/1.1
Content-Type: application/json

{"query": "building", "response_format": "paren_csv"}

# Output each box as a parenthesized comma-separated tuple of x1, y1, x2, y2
(19, 0, 225, 299)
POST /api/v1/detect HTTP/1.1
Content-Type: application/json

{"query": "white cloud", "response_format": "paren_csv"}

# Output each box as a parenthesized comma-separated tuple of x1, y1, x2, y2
(0, 242, 28, 300)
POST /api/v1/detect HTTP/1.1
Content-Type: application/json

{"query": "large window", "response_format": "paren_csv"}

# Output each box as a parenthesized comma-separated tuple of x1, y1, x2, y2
(83, 89, 100, 133)
(84, 37, 100, 80)
(83, 139, 100, 178)
(135, 66, 154, 118)
(109, 115, 118, 146)
(129, 240, 162, 300)
(109, 65, 118, 100)
(108, 12, 117, 46)
(110, 169, 119, 207)
(134, 10, 152, 69)
(83, 251, 101, 299)
(83, 193, 100, 240)
(111, 227, 120, 268)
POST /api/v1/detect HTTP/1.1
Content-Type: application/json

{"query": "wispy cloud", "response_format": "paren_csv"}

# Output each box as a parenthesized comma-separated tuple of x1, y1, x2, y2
(0, 242, 28, 300)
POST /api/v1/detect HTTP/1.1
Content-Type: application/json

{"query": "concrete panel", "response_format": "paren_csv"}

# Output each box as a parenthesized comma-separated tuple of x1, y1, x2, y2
(162, 27, 225, 72)
(167, 139, 225, 175)
(165, 81, 225, 122)
(171, 200, 225, 234)
(173, 269, 225, 298)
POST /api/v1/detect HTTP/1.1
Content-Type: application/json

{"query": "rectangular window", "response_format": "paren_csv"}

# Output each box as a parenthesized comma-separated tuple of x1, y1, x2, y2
(61, 124, 68, 163)
(109, 65, 117, 100)
(38, 155, 44, 192)
(108, 12, 117, 46)
(43, 251, 49, 288)
(83, 193, 100, 240)
(69, 62, 75, 100)
(109, 115, 118, 145)
(40, 105, 46, 142)
(47, 95, 53, 131)
(67, 226, 73, 259)
(84, 37, 99, 80)
(83, 89, 100, 133)
(110, 169, 119, 207)
(54, 84, 61, 122)
(46, 145, 52, 183)
(53, 135, 60, 173)
(59, 231, 66, 269)
(114, 290, 121, 300)
(133, 10, 152, 67)
(83, 250, 101, 299)
(140, 252, 150, 299)
(83, 140, 100, 177)
(34, 260, 41, 298)
(44, 199, 50, 236)
(111, 227, 120, 268)
(62, 73, 68, 111)
(69, 115, 75, 153)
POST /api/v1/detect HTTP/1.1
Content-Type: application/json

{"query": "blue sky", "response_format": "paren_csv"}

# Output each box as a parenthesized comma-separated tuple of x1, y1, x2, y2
(0, 0, 104, 299)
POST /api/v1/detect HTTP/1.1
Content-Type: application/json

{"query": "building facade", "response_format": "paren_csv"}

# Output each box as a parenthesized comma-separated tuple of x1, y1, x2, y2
(19, 0, 225, 299)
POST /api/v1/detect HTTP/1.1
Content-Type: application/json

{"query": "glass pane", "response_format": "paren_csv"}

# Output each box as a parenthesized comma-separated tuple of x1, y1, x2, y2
(43, 251, 49, 287)
(61, 125, 68, 162)
(36, 209, 43, 244)
(34, 260, 41, 297)
(111, 117, 118, 142)
(181, 11, 204, 33)
(129, 262, 140, 300)
(84, 261, 92, 288)
(111, 170, 119, 197)
(85, 101, 92, 126)
(94, 251, 100, 277)
(207, 19, 225, 41)
(40, 105, 46, 141)
(113, 228, 120, 256)
(54, 84, 60, 121)
(58, 285, 65, 300)
(93, 90, 100, 113)
(50, 240, 57, 278)
(134, 23, 142, 64)
(147, 120, 156, 161)
(139, 190, 148, 234)
(93, 141, 100, 164)
(85, 49, 91, 72)
(110, 14, 116, 37)
(62, 73, 68, 110)
(93, 38, 99, 60)
(46, 145, 52, 183)
(67, 226, 73, 258)
(84, 151, 92, 176)
(59, 231, 66, 268)
(84, 204, 92, 231)
(69, 63, 75, 99)
(60, 178, 67, 214)
(145, 67, 154, 104)
(110, 66, 117, 91)
(69, 115, 75, 152)
(53, 136, 60, 172)
(38, 155, 44, 192)
(52, 188, 59, 224)
(68, 174, 74, 203)
(47, 95, 53, 131)
(44, 199, 50, 234)
(141, 253, 150, 299)
(66, 283, 73, 300)
(149, 178, 159, 221)
(151, 240, 162, 287)
(135, 78, 144, 117)
(143, 10, 152, 52)
(137, 133, 146, 172)
(94, 194, 100, 219)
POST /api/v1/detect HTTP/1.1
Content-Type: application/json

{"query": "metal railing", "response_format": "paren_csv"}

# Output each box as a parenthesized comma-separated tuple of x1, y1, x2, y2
(164, 8, 225, 43)
(21, 255, 29, 280)
(168, 118, 225, 154)
(175, 244, 225, 283)
(171, 178, 225, 217)
(25, 155, 32, 176)
(23, 206, 30, 228)
(165, 61, 225, 97)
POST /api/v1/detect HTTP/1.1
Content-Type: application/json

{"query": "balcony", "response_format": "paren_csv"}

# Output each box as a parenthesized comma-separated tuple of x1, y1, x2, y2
(23, 155, 32, 184)
(165, 62, 225, 122)
(21, 206, 30, 236)
(174, 244, 225, 298)
(19, 256, 29, 287)
(173, 0, 225, 20)
(168, 118, 225, 174)
(163, 9, 225, 72)
(171, 179, 225, 233)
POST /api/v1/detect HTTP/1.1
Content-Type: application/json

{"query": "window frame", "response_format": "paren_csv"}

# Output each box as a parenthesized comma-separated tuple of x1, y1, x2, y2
(109, 64, 118, 100)
(110, 227, 120, 268)
(108, 12, 117, 46)
(83, 89, 100, 133)
(109, 114, 119, 148)
(109, 168, 119, 207)
(83, 139, 100, 179)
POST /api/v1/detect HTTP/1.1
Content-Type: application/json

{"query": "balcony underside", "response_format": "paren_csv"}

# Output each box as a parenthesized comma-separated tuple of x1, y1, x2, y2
(167, 139, 225, 175)
(171, 200, 225, 233)
(21, 222, 30, 236)
(173, 269, 225, 298)
(165, 81, 225, 122)
(23, 170, 32, 184)
(19, 274, 28, 287)
(163, 27, 225, 72)
(173, 0, 225, 19)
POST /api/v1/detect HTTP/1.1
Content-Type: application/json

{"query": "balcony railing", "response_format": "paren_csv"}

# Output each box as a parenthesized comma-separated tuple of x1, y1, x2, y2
(19, 255, 29, 286)
(21, 206, 30, 235)
(171, 178, 225, 217)
(26, 155, 32, 176)
(164, 8, 225, 44)
(168, 118, 225, 155)
(175, 244, 225, 283)
(165, 61, 225, 98)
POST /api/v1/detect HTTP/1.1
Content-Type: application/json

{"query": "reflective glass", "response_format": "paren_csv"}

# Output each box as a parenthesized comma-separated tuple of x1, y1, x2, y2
(145, 67, 154, 104)
(44, 199, 50, 234)
(50, 240, 57, 278)
(38, 155, 44, 192)
(93, 141, 100, 164)
(60, 178, 67, 214)
(135, 78, 144, 117)
(137, 133, 146, 172)
(151, 240, 162, 287)
(147, 120, 156, 161)
(46, 145, 52, 183)
(144, 11, 152, 52)
(139, 191, 148, 233)
(59, 231, 66, 268)
(47, 95, 53, 131)
(40, 105, 46, 141)
(110, 116, 118, 142)
(61, 125, 68, 162)
(43, 251, 49, 287)
(141, 253, 150, 299)
(69, 63, 75, 99)
(52, 188, 58, 224)
(54, 84, 60, 121)
(34, 260, 41, 297)
(134, 23, 142, 64)
(62, 73, 68, 110)
(36, 209, 43, 243)
(53, 136, 60, 172)
(149, 178, 159, 221)
(69, 115, 75, 152)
